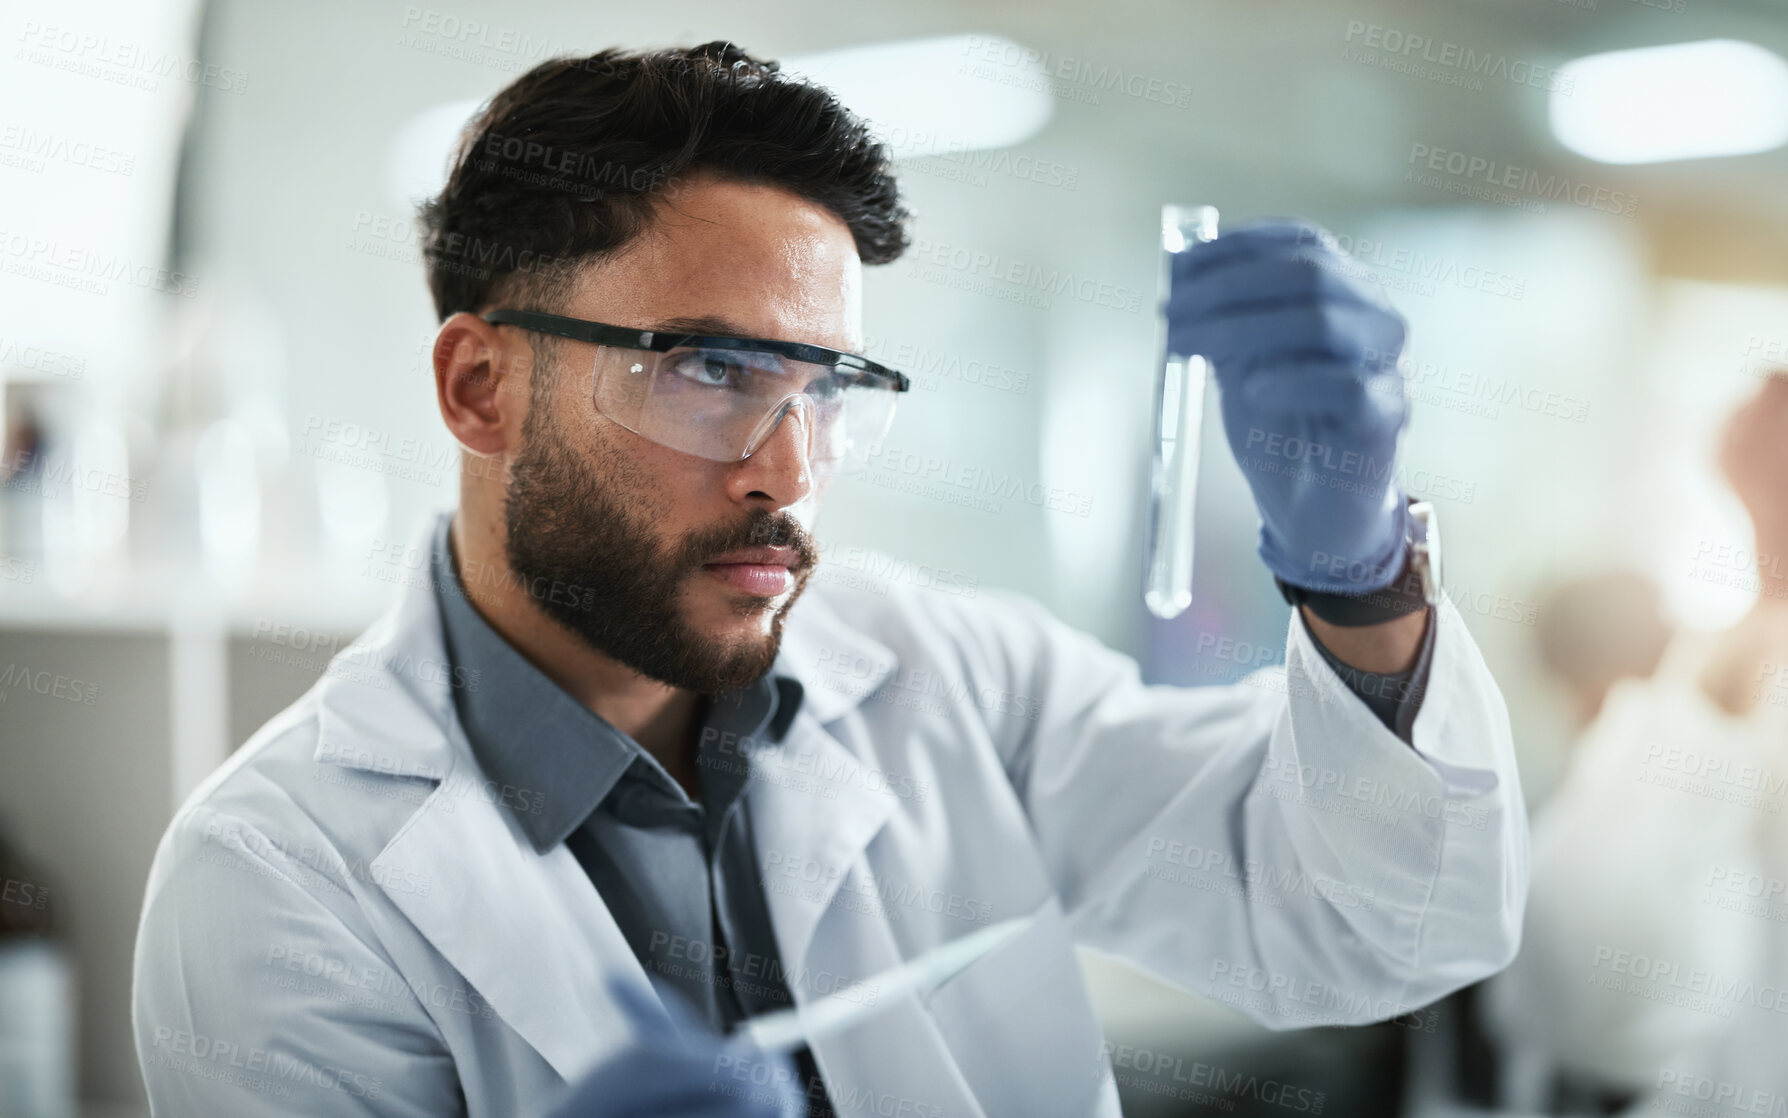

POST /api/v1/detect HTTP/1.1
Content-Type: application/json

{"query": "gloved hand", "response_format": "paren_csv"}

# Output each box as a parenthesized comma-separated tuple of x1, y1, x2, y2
(546, 980, 804, 1118)
(1165, 219, 1412, 594)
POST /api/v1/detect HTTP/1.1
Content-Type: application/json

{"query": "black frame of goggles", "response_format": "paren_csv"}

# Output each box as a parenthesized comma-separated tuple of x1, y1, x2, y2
(480, 308, 912, 393)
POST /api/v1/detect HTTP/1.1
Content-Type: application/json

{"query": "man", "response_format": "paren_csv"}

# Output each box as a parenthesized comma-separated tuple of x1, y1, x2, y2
(132, 40, 1527, 1118)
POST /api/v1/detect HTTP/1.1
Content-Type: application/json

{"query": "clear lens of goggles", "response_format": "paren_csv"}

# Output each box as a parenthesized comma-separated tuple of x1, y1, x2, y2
(591, 343, 898, 474)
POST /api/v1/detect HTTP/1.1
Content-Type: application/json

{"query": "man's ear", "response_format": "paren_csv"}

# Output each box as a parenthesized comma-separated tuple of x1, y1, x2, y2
(434, 311, 531, 456)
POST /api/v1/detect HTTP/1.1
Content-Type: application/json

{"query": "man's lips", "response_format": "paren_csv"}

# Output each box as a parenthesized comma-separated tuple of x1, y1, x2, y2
(702, 546, 802, 596)
(706, 546, 799, 567)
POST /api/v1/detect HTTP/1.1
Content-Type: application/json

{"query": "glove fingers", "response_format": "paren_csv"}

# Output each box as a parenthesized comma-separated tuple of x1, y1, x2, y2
(1170, 301, 1407, 369)
(1166, 253, 1391, 322)
(1221, 360, 1409, 440)
(1170, 219, 1337, 276)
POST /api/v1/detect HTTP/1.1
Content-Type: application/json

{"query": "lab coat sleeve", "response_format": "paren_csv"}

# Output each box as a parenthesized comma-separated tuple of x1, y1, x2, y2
(133, 802, 463, 1117)
(931, 586, 1528, 1028)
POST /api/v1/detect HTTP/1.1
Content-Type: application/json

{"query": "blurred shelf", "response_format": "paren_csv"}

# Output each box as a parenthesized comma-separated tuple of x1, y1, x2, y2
(0, 557, 390, 636)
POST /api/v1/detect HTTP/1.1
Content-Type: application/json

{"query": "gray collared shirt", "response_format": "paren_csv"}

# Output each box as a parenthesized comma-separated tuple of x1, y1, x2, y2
(427, 515, 806, 1032)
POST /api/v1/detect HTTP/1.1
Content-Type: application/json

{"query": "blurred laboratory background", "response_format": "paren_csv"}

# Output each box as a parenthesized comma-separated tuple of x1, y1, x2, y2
(4, 0, 1788, 1114)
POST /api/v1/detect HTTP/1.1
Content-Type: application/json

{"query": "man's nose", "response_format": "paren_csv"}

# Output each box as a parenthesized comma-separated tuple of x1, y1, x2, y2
(727, 399, 816, 509)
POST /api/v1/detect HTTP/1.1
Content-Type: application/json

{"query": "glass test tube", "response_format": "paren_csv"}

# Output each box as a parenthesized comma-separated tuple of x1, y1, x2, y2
(1143, 204, 1219, 620)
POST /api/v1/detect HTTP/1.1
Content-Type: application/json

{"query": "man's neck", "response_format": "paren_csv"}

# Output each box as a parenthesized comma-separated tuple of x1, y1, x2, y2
(448, 513, 706, 797)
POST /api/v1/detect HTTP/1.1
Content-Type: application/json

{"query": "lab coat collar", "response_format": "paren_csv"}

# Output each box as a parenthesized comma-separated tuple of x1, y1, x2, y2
(771, 574, 899, 725)
(311, 514, 459, 782)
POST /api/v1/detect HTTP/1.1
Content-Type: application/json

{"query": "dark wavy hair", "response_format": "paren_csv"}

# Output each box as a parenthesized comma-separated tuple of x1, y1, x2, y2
(418, 40, 911, 321)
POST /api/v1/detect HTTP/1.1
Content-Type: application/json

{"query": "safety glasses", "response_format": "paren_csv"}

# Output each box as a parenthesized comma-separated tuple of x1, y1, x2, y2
(481, 309, 908, 476)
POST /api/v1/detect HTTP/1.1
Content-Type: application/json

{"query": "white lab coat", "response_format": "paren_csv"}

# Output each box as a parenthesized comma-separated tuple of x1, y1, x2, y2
(132, 510, 1527, 1118)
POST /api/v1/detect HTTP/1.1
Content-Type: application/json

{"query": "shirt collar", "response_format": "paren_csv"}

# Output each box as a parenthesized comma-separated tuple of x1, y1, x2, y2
(429, 513, 802, 852)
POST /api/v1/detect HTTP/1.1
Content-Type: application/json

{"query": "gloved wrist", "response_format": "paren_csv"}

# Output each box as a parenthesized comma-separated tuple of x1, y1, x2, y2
(1260, 494, 1411, 594)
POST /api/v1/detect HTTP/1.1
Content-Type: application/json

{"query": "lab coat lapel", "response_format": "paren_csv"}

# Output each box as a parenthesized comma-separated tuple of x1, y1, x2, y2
(753, 588, 987, 1116)
(755, 583, 902, 965)
(371, 750, 655, 1084)
(746, 713, 898, 971)
(748, 714, 986, 1118)
(314, 511, 662, 1084)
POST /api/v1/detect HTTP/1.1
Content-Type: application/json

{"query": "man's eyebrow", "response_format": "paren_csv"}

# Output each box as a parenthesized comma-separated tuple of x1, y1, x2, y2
(650, 314, 753, 337)
(649, 315, 864, 357)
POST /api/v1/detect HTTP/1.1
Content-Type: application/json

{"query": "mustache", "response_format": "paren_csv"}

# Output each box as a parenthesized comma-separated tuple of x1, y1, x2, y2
(686, 514, 819, 570)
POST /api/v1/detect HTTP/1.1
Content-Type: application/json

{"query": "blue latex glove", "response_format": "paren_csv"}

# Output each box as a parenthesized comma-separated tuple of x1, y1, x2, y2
(1165, 219, 1413, 594)
(546, 980, 804, 1118)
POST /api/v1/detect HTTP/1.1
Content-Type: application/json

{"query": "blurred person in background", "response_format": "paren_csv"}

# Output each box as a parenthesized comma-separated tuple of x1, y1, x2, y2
(1485, 371, 1788, 1116)
(1533, 571, 1674, 736)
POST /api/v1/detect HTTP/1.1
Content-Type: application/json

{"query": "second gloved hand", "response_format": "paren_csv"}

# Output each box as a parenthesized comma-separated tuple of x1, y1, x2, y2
(1165, 219, 1412, 594)
(546, 981, 804, 1118)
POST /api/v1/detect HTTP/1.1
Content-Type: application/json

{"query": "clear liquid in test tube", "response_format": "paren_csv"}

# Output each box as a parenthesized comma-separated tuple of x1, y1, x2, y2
(1144, 204, 1219, 620)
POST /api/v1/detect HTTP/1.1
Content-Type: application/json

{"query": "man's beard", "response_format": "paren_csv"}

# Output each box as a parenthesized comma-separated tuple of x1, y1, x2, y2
(503, 399, 817, 695)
